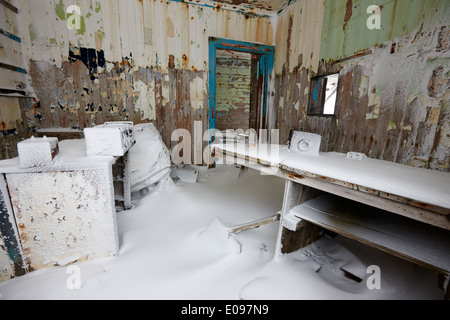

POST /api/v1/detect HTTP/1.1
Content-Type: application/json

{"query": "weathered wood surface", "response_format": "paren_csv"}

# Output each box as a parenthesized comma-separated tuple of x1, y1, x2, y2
(274, 2, 449, 173)
(1, 0, 275, 162)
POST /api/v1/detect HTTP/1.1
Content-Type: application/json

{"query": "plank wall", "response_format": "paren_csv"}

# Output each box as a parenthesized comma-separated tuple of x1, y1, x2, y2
(274, 0, 450, 172)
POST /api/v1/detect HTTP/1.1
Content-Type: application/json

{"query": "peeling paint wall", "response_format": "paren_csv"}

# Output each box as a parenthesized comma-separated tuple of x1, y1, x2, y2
(4, 0, 448, 172)
(0, 0, 36, 160)
(209, 0, 288, 14)
(273, 0, 325, 148)
(319, 0, 447, 62)
(274, 0, 325, 74)
(0, 0, 28, 93)
(19, 0, 273, 85)
(7, 0, 274, 161)
(0, 236, 14, 281)
(0, 95, 36, 160)
(215, 49, 251, 131)
(275, 0, 450, 172)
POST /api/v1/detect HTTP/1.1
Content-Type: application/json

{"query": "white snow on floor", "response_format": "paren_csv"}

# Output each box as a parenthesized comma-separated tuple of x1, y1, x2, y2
(0, 165, 444, 300)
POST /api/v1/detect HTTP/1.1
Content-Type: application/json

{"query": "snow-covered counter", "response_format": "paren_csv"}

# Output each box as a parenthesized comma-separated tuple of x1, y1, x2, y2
(213, 142, 450, 297)
(0, 139, 119, 276)
(212, 143, 450, 229)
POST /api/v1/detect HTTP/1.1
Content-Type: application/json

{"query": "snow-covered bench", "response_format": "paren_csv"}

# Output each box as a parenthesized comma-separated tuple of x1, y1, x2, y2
(212, 143, 450, 299)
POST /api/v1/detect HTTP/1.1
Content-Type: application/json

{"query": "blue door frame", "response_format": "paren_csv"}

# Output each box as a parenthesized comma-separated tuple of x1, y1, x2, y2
(208, 37, 274, 134)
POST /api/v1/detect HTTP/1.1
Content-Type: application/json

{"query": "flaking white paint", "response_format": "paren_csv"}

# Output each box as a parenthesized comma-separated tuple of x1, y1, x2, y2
(17, 0, 274, 72)
(190, 76, 205, 111)
(274, 0, 324, 74)
(133, 80, 156, 121)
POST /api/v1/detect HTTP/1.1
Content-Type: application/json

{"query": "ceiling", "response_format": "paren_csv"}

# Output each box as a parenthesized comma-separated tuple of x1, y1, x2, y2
(206, 0, 293, 14)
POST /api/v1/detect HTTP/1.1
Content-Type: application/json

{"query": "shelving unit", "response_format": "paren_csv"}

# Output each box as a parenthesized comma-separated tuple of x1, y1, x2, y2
(290, 194, 450, 275)
(113, 153, 132, 211)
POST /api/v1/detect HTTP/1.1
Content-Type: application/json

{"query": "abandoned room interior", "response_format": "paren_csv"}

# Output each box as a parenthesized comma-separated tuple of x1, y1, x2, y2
(0, 0, 449, 300)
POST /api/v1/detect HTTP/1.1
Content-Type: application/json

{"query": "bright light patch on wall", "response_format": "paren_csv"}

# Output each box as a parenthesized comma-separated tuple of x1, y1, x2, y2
(323, 74, 339, 115)
(308, 73, 339, 116)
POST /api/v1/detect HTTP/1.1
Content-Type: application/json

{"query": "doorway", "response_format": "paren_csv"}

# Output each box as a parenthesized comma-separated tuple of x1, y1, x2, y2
(208, 38, 274, 138)
(215, 49, 252, 132)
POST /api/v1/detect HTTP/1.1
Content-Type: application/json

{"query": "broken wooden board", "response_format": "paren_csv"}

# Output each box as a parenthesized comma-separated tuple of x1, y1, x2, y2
(170, 167, 199, 184)
(228, 213, 280, 234)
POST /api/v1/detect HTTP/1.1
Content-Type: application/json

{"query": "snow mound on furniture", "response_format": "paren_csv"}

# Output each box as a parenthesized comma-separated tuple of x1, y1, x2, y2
(128, 123, 172, 194)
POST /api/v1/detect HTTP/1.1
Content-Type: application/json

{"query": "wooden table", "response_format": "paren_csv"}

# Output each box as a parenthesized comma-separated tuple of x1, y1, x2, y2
(212, 142, 450, 298)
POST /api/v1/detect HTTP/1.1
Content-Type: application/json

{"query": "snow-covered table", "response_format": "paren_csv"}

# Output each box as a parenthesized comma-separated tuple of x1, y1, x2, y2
(213, 143, 450, 229)
(212, 143, 450, 298)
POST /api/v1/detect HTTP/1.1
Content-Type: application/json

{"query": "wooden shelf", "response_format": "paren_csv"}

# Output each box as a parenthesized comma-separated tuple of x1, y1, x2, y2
(290, 194, 450, 275)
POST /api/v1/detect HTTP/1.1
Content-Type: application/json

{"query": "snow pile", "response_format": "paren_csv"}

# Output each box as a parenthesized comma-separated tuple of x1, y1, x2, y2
(197, 218, 242, 255)
(128, 123, 172, 194)
(0, 165, 443, 300)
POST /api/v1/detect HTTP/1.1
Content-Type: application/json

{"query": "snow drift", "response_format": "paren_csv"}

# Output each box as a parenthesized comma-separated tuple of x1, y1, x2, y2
(0, 165, 444, 300)
(128, 123, 172, 194)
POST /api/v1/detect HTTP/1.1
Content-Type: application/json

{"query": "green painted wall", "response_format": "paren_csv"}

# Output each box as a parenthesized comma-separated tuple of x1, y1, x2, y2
(215, 50, 252, 131)
(319, 0, 450, 61)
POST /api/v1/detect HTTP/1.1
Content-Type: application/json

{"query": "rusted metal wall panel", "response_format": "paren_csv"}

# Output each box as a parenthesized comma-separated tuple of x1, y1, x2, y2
(0, 0, 29, 92)
(18, 0, 274, 76)
(319, 0, 448, 63)
(6, 168, 119, 271)
(0, 1, 38, 160)
(11, 0, 275, 164)
(275, 0, 450, 172)
(202, 0, 288, 15)
(274, 0, 324, 75)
